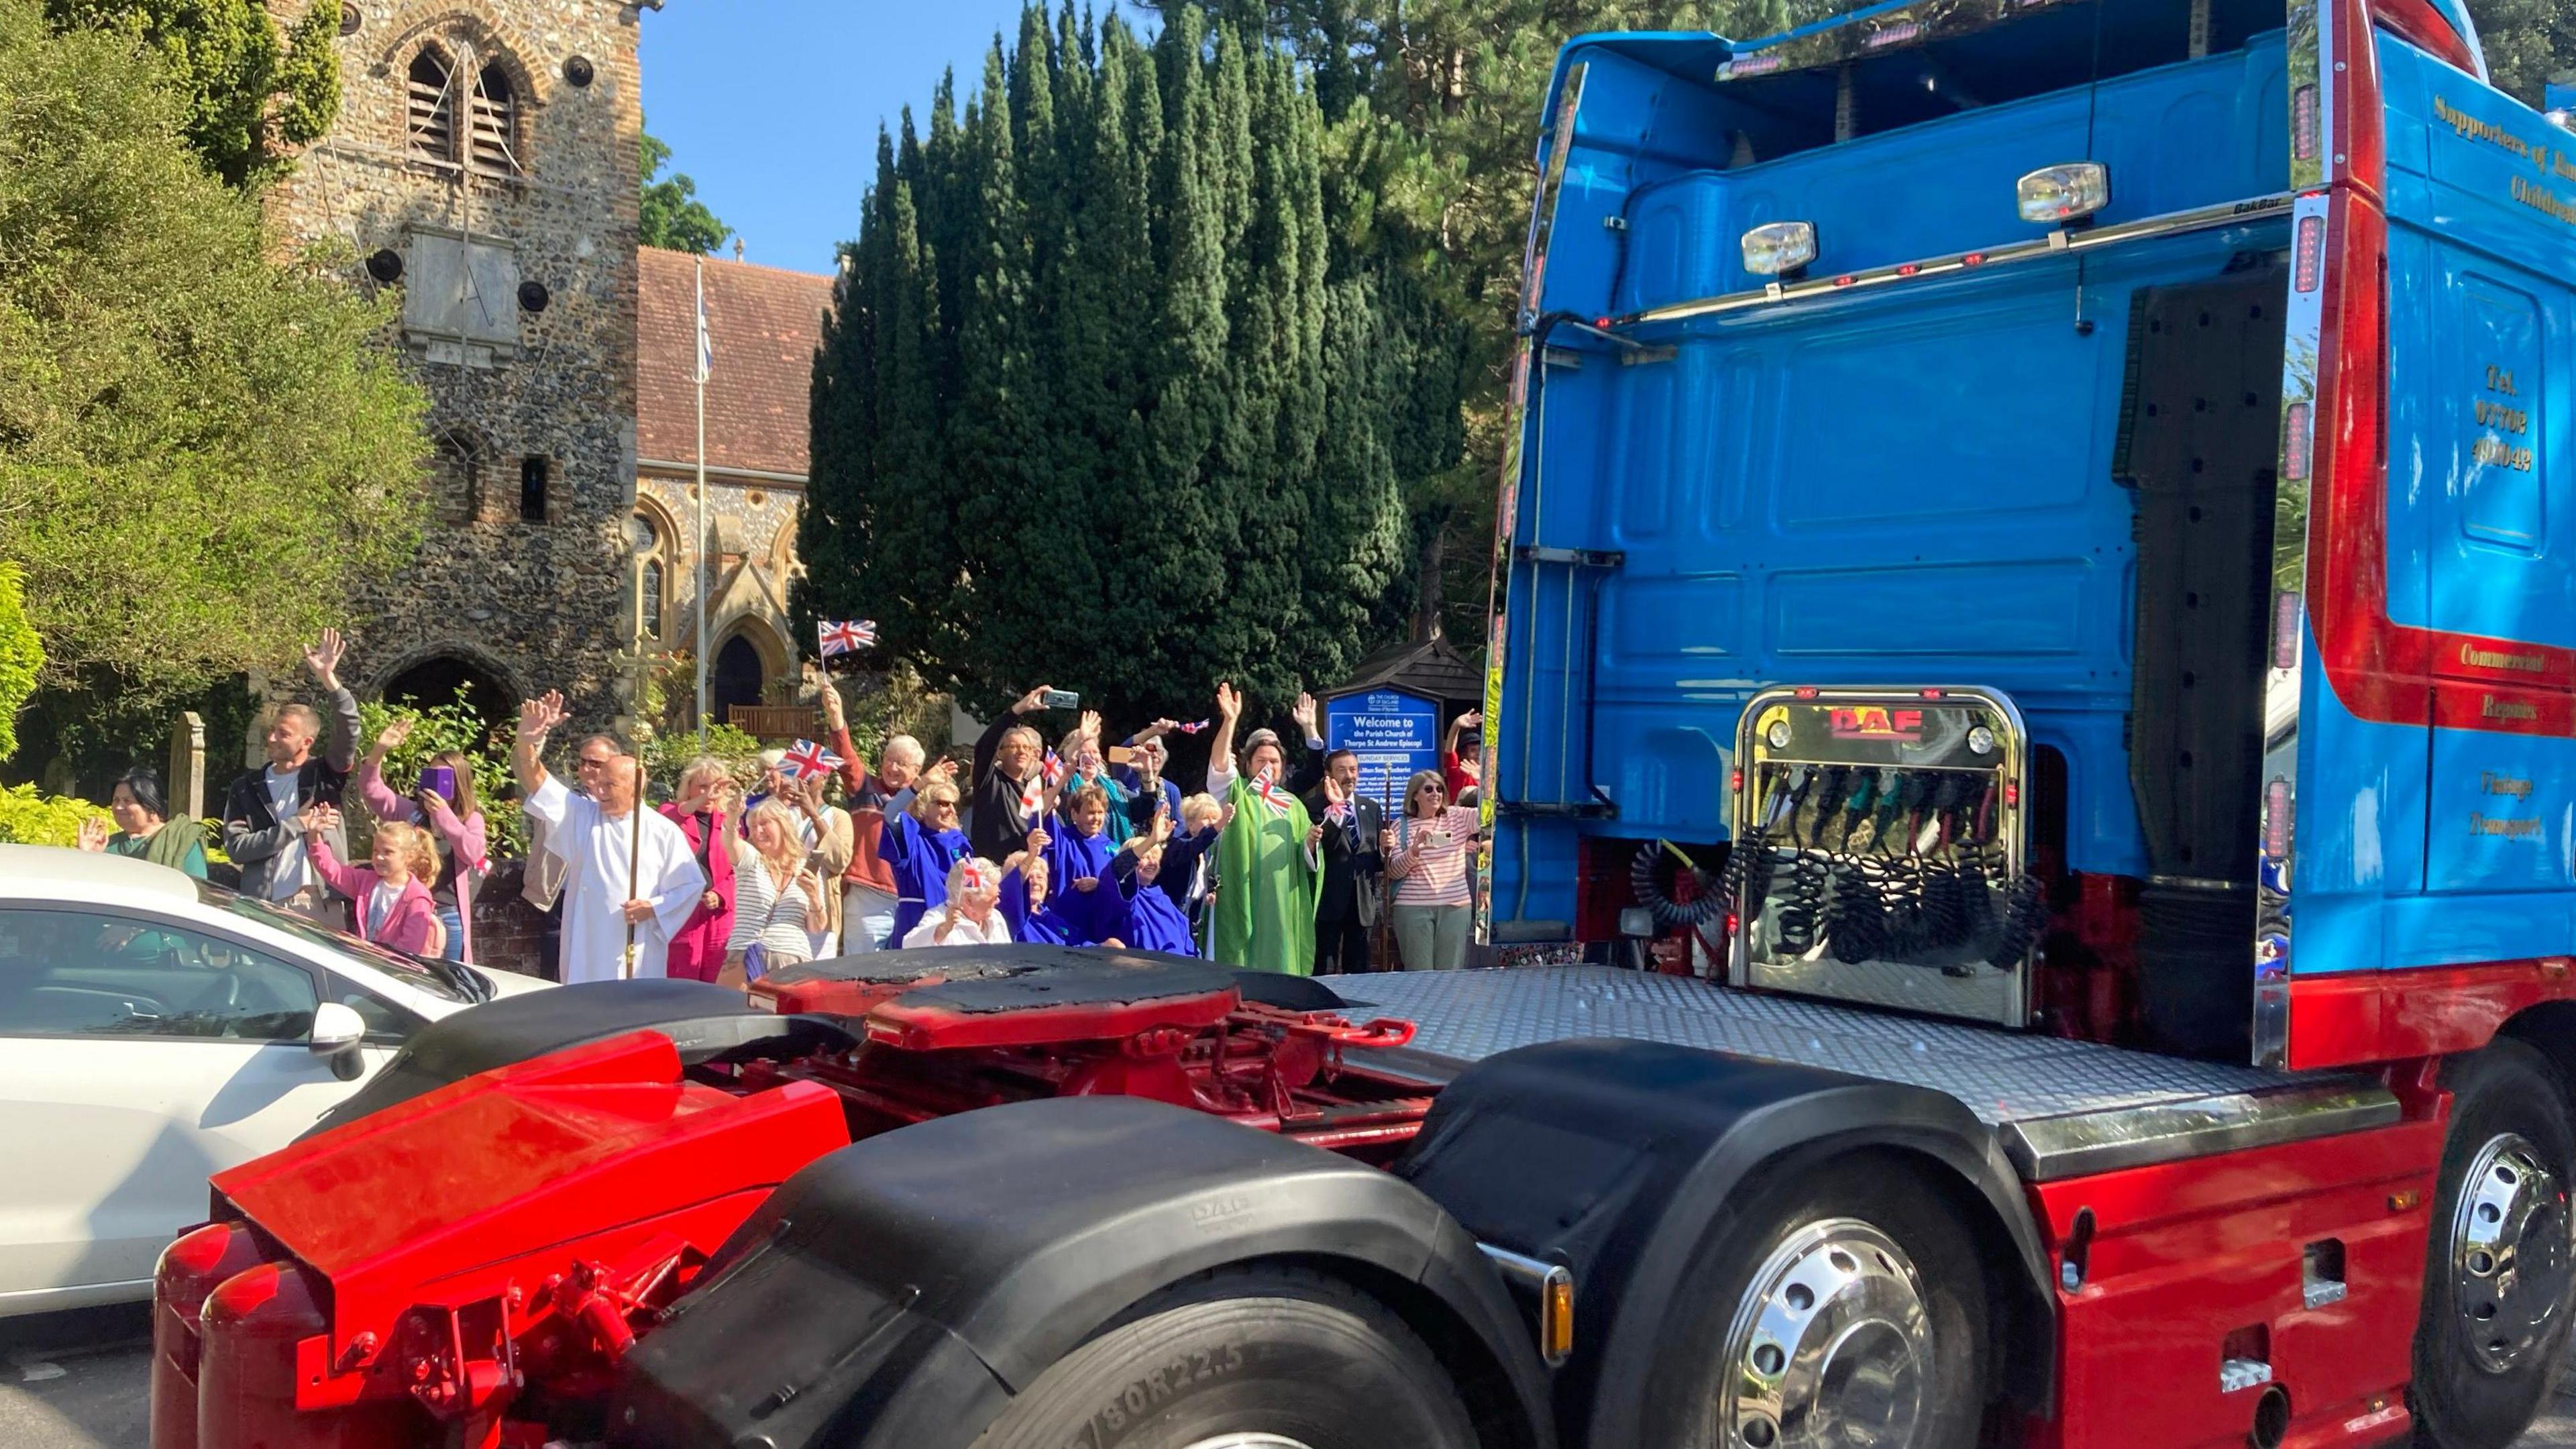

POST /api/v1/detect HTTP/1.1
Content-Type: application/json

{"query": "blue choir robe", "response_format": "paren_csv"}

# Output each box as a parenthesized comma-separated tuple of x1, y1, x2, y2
(1000, 865, 1075, 945)
(1044, 822, 1128, 946)
(1112, 855, 1199, 957)
(883, 812, 968, 946)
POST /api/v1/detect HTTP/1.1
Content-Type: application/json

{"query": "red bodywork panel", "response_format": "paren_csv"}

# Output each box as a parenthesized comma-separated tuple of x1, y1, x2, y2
(2026, 1095, 2444, 1449)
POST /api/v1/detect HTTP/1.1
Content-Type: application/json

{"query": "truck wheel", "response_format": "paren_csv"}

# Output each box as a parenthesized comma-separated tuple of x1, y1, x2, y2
(2412, 1039, 2576, 1449)
(1642, 1157, 1990, 1449)
(971, 1265, 1479, 1449)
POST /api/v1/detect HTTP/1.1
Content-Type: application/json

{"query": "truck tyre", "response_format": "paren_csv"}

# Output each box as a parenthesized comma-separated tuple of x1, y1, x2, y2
(1638, 1156, 1990, 1449)
(969, 1265, 1479, 1449)
(2412, 1038, 2576, 1449)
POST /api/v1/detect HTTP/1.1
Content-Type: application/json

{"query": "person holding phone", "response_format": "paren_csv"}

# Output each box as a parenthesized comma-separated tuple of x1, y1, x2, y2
(1383, 769, 1482, 971)
(970, 683, 1062, 862)
(354, 715, 488, 962)
(727, 800, 825, 986)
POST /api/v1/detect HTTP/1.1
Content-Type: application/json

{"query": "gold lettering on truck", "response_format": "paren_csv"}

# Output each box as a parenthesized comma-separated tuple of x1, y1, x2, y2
(2482, 694, 2541, 722)
(2461, 643, 2548, 674)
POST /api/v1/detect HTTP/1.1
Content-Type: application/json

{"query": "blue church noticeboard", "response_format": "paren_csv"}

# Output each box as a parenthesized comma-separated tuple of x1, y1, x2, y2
(1324, 688, 1440, 811)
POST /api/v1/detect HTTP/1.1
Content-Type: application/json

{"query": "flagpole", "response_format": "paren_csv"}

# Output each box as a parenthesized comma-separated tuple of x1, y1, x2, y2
(693, 257, 710, 748)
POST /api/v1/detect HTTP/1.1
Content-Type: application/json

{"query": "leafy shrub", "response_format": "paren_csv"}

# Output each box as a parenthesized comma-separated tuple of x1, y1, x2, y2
(0, 782, 108, 847)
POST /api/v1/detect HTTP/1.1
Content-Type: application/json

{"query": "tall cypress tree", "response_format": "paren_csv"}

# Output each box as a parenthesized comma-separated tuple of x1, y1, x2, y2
(806, 12, 1462, 720)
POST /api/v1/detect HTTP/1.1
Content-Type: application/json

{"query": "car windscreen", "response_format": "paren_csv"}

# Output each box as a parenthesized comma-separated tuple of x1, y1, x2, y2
(197, 882, 488, 1004)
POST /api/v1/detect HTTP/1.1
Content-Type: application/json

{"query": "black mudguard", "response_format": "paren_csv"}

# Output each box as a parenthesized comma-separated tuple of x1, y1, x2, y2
(608, 1095, 1556, 1449)
(303, 980, 854, 1136)
(1393, 1038, 2059, 1448)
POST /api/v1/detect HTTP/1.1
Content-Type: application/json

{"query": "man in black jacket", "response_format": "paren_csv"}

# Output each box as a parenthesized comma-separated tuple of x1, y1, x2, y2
(221, 630, 360, 924)
(1303, 749, 1383, 975)
(969, 684, 1061, 864)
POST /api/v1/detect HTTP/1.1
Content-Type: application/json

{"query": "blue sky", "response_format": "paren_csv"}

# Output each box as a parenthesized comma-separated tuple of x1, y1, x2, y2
(638, 1, 1102, 276)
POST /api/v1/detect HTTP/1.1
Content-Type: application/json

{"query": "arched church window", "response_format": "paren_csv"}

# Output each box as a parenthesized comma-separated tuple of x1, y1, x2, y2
(407, 47, 457, 163)
(468, 62, 519, 175)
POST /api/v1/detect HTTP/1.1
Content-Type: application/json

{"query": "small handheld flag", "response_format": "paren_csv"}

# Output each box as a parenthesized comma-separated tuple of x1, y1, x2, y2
(1175, 719, 1213, 735)
(1019, 777, 1046, 821)
(782, 738, 845, 781)
(1041, 751, 1067, 788)
(1324, 799, 1352, 826)
(817, 619, 877, 657)
(960, 860, 991, 892)
(1251, 771, 1290, 812)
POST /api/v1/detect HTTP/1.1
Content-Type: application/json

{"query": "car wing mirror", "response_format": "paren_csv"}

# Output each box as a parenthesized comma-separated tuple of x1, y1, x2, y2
(308, 1001, 366, 1055)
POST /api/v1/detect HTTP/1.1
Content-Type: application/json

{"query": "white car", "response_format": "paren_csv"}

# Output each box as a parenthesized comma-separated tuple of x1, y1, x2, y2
(0, 843, 547, 1316)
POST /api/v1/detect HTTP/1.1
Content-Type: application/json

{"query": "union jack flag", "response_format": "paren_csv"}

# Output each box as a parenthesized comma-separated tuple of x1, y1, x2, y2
(1041, 751, 1067, 788)
(781, 738, 844, 781)
(816, 619, 877, 657)
(1250, 770, 1291, 812)
(1175, 719, 1213, 735)
(1324, 798, 1352, 826)
(959, 859, 992, 892)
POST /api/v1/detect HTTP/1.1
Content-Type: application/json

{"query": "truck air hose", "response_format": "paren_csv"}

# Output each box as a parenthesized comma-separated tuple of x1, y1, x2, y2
(1719, 828, 1777, 916)
(1827, 854, 1890, 963)
(1774, 851, 1831, 956)
(1631, 840, 1727, 929)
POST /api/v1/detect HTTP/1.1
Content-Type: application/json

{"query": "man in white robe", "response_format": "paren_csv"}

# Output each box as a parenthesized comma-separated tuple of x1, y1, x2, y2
(513, 691, 705, 983)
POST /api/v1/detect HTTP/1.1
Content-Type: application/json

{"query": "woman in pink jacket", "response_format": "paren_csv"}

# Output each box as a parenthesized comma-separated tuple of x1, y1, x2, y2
(355, 718, 487, 962)
(659, 757, 740, 984)
(295, 805, 447, 957)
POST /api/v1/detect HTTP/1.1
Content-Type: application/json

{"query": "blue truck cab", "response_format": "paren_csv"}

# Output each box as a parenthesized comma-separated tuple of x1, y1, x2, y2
(1481, 0, 2576, 1072)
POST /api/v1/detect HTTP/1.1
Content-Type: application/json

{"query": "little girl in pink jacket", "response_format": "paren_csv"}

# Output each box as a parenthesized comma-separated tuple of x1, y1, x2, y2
(297, 804, 448, 957)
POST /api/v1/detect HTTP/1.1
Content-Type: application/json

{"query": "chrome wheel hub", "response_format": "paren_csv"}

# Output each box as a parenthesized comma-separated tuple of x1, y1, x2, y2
(2453, 1132, 2572, 1374)
(1719, 1218, 1934, 1448)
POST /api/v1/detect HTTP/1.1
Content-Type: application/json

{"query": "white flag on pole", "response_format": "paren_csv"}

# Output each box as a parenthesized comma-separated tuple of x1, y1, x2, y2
(694, 264, 714, 383)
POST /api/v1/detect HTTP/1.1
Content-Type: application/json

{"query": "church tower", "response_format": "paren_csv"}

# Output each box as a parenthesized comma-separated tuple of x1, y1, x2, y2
(259, 0, 649, 738)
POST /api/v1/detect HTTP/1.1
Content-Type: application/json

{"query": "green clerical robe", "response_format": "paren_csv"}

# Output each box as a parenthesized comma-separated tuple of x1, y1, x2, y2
(1212, 771, 1318, 975)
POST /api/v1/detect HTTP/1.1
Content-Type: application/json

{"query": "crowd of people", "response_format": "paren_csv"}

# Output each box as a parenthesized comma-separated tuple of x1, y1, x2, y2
(72, 627, 1494, 985)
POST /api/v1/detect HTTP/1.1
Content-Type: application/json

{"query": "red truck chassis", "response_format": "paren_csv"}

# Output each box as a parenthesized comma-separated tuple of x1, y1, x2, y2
(152, 964, 1440, 1449)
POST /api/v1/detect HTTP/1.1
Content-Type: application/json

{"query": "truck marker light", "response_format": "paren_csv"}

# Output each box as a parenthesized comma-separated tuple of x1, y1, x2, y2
(2294, 215, 2326, 292)
(1866, 20, 1922, 47)
(2294, 86, 2320, 160)
(2390, 1190, 2422, 1212)
(1962, 252, 1986, 267)
(1833, 274, 1856, 286)
(1896, 262, 1920, 276)
(2273, 592, 2303, 670)
(2016, 162, 2110, 223)
(1793, 686, 1820, 699)
(2282, 401, 2314, 480)
(1741, 221, 1818, 277)
(1544, 1270, 1576, 1364)
(2265, 781, 2293, 859)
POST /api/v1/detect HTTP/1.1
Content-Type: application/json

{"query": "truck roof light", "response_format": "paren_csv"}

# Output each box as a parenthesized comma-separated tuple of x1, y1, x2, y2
(2017, 162, 2110, 223)
(2294, 86, 2321, 161)
(1741, 221, 1818, 277)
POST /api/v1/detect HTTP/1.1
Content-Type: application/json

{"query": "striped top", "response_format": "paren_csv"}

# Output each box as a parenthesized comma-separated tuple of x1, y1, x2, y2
(1389, 806, 1479, 908)
(728, 842, 820, 964)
